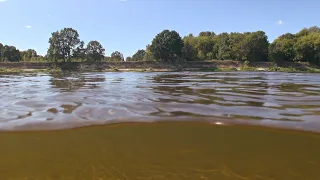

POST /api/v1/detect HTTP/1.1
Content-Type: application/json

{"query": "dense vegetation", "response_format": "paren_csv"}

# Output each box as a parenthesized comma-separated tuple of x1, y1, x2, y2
(0, 26, 320, 65)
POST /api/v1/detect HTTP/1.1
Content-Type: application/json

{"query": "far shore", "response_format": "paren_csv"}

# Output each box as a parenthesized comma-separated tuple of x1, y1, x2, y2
(0, 60, 320, 74)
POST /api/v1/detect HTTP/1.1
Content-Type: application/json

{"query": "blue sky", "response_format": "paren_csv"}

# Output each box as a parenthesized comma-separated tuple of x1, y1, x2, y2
(0, 0, 319, 57)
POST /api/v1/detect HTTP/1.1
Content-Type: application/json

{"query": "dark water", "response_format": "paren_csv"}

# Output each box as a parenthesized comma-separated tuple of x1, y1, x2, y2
(0, 72, 320, 179)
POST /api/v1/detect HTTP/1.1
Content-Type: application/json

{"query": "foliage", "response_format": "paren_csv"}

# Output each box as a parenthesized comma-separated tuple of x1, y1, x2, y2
(109, 51, 124, 61)
(86, 41, 105, 62)
(150, 30, 184, 63)
(21, 49, 38, 61)
(126, 57, 132, 61)
(47, 28, 82, 62)
(131, 50, 146, 61)
(269, 26, 320, 65)
(1, 26, 320, 67)
(1, 45, 21, 62)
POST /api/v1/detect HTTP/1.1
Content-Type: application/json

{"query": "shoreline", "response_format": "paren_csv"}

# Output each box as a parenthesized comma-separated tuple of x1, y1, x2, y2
(1, 67, 320, 74)
(0, 60, 319, 74)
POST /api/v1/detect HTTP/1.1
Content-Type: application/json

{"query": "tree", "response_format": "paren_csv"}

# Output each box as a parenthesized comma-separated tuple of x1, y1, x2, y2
(126, 56, 132, 61)
(183, 34, 198, 61)
(215, 33, 232, 60)
(131, 50, 146, 61)
(73, 41, 86, 60)
(242, 31, 269, 62)
(1, 45, 21, 62)
(86, 41, 105, 62)
(269, 34, 296, 63)
(195, 35, 215, 60)
(294, 32, 320, 64)
(21, 49, 38, 61)
(47, 28, 82, 62)
(110, 51, 124, 61)
(199, 31, 215, 37)
(150, 30, 184, 63)
(143, 45, 154, 61)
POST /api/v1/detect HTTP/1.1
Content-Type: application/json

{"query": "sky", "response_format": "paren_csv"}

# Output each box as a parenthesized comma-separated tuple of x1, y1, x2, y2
(0, 0, 319, 57)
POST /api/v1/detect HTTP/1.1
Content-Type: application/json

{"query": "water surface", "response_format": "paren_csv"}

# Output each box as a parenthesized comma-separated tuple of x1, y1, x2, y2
(0, 71, 320, 132)
(0, 72, 320, 180)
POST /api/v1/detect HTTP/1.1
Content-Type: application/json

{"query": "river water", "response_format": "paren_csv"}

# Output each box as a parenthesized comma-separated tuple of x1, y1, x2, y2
(0, 71, 320, 179)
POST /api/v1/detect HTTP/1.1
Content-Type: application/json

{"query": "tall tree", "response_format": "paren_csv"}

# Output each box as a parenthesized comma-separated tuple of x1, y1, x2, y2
(242, 31, 269, 62)
(195, 35, 215, 60)
(150, 30, 184, 63)
(126, 56, 133, 61)
(21, 49, 38, 61)
(143, 45, 154, 61)
(294, 32, 320, 64)
(1, 45, 21, 62)
(215, 33, 232, 60)
(47, 28, 82, 62)
(131, 50, 146, 61)
(86, 41, 105, 62)
(183, 34, 198, 61)
(110, 51, 124, 61)
(269, 33, 296, 63)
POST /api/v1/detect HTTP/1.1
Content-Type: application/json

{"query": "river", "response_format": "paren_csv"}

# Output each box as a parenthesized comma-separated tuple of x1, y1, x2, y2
(0, 71, 319, 179)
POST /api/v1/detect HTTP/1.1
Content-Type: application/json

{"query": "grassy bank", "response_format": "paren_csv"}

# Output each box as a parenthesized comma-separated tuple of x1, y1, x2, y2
(1, 60, 320, 73)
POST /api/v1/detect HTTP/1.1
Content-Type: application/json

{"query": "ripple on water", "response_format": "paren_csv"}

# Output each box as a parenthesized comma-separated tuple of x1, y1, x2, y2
(0, 72, 319, 132)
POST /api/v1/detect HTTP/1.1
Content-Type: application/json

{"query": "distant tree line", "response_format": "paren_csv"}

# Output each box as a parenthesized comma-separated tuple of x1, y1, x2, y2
(0, 26, 319, 65)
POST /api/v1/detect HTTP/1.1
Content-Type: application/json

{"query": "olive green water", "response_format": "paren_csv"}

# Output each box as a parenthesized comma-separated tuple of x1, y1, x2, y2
(0, 72, 320, 179)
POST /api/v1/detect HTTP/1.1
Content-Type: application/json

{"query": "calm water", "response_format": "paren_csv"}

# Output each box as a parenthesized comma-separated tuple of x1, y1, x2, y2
(0, 71, 320, 179)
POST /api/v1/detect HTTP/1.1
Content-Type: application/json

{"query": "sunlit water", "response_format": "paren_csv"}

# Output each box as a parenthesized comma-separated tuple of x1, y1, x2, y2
(1, 71, 320, 132)
(0, 72, 320, 179)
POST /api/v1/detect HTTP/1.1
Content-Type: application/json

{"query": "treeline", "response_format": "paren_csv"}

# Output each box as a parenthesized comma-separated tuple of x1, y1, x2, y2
(0, 26, 319, 65)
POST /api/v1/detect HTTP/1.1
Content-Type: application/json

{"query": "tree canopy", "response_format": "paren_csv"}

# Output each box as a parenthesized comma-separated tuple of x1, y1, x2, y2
(1, 26, 320, 65)
(47, 28, 82, 62)
(86, 41, 105, 62)
(109, 51, 124, 61)
(150, 30, 184, 63)
(269, 26, 320, 65)
(131, 50, 146, 61)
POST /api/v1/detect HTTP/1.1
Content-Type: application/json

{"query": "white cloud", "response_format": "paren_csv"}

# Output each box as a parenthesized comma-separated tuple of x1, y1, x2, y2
(0, 0, 8, 2)
(277, 20, 283, 25)
(25, 25, 32, 29)
(119, 0, 127, 2)
(47, 13, 51, 16)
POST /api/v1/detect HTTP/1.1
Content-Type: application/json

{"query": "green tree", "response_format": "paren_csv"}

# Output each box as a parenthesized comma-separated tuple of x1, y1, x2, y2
(215, 33, 232, 60)
(2, 45, 21, 62)
(73, 41, 86, 60)
(269, 33, 296, 63)
(126, 56, 133, 61)
(183, 34, 198, 61)
(195, 35, 215, 60)
(21, 49, 38, 61)
(110, 51, 124, 61)
(86, 41, 105, 62)
(131, 50, 146, 61)
(199, 31, 215, 37)
(242, 31, 269, 62)
(47, 28, 82, 62)
(294, 32, 320, 64)
(150, 30, 184, 63)
(143, 45, 154, 61)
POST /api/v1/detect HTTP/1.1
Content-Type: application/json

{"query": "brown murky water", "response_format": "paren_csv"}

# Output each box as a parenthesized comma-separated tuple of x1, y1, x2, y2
(0, 71, 320, 179)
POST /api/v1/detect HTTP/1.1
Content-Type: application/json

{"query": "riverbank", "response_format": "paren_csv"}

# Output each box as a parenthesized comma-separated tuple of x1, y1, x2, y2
(0, 60, 320, 73)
